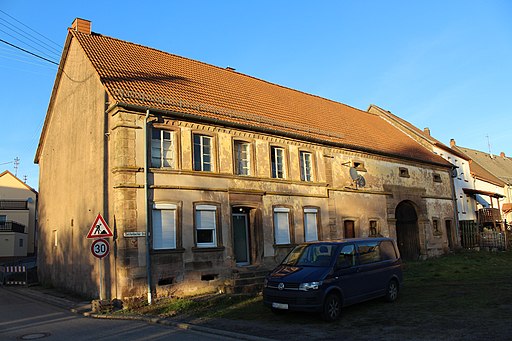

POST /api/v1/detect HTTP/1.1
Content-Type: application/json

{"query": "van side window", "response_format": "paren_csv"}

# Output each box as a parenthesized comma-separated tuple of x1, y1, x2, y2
(380, 240, 398, 260)
(357, 241, 381, 264)
(336, 244, 356, 268)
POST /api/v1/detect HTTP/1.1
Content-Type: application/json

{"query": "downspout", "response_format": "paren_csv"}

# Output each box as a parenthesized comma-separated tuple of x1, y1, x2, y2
(144, 109, 152, 305)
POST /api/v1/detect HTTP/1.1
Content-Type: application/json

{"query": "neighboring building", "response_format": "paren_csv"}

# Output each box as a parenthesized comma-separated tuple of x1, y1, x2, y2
(0, 170, 38, 260)
(35, 18, 455, 300)
(368, 105, 468, 250)
(450, 142, 511, 230)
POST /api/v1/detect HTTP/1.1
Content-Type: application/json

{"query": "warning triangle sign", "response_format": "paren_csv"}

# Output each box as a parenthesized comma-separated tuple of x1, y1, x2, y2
(86, 213, 113, 239)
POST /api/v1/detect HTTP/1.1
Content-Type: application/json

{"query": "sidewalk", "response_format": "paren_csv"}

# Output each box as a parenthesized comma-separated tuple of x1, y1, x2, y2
(4, 285, 275, 341)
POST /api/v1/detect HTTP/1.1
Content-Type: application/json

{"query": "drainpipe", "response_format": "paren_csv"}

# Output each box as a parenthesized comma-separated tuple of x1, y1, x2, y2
(144, 109, 152, 305)
(449, 166, 460, 248)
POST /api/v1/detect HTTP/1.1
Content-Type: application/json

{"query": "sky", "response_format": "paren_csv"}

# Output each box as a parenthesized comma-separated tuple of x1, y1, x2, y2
(1, 0, 511, 189)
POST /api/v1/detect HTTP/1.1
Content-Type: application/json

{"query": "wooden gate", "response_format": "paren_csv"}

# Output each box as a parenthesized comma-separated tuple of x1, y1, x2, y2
(396, 201, 420, 260)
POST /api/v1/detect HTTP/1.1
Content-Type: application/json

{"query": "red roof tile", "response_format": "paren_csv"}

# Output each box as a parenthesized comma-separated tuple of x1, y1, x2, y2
(71, 30, 450, 167)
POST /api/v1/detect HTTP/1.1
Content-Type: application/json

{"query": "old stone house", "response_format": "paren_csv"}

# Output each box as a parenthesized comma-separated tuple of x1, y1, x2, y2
(35, 18, 456, 300)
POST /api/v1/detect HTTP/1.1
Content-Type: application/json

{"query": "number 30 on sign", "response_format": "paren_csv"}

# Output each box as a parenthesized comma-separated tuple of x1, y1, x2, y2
(91, 238, 110, 259)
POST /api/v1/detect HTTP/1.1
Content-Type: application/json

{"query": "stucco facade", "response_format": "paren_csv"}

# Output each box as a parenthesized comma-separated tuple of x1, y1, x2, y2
(35, 19, 456, 300)
(0, 171, 37, 259)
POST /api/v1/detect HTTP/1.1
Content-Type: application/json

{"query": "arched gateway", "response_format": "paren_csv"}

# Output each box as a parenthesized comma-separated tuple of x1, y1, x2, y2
(395, 201, 420, 260)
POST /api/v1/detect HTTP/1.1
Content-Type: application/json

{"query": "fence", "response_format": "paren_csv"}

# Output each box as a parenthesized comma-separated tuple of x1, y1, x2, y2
(459, 220, 507, 251)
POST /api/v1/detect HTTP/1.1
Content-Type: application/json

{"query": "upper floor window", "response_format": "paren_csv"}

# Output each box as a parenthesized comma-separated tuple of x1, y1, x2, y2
(193, 134, 213, 172)
(195, 204, 219, 247)
(399, 167, 410, 178)
(151, 129, 175, 168)
(300, 151, 313, 181)
(271, 146, 285, 179)
(234, 140, 251, 176)
(152, 203, 178, 250)
(433, 173, 442, 183)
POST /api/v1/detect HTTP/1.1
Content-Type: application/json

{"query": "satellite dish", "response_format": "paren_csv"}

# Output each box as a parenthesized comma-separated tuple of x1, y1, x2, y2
(356, 175, 366, 188)
(349, 167, 359, 180)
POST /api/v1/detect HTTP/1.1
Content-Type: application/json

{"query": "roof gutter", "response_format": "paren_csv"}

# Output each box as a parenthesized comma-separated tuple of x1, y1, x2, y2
(109, 101, 453, 169)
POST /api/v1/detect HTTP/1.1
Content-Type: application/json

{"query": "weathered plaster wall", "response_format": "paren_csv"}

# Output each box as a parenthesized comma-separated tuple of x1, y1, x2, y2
(37, 37, 107, 298)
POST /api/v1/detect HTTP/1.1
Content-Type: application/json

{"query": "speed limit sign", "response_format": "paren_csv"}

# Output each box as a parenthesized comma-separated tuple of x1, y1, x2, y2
(91, 238, 110, 259)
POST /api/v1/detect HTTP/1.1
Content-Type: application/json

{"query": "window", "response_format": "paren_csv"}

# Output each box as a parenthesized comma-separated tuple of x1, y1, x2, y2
(399, 167, 410, 178)
(300, 151, 313, 181)
(271, 146, 285, 179)
(433, 173, 442, 183)
(151, 129, 175, 168)
(52, 230, 58, 248)
(274, 207, 291, 245)
(19, 238, 23, 247)
(344, 220, 355, 238)
(336, 244, 356, 268)
(380, 240, 398, 260)
(304, 208, 319, 242)
(193, 134, 213, 171)
(234, 140, 251, 176)
(352, 161, 367, 172)
(357, 241, 380, 264)
(0, 215, 5, 225)
(152, 203, 177, 250)
(433, 219, 441, 235)
(195, 204, 218, 247)
(369, 220, 378, 237)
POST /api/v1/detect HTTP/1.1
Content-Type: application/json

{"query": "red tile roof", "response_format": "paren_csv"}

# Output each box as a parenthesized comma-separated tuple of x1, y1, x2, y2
(71, 29, 450, 167)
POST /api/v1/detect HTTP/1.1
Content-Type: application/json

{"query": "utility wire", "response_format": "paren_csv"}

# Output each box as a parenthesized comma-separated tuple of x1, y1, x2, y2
(0, 38, 58, 65)
(0, 9, 61, 49)
(0, 19, 61, 57)
(0, 27, 59, 61)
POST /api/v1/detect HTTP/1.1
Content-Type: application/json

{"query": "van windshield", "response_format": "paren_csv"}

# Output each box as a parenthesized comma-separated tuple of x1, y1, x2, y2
(282, 244, 334, 267)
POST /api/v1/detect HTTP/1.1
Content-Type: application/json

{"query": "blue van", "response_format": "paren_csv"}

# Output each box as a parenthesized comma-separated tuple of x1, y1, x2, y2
(263, 238, 403, 321)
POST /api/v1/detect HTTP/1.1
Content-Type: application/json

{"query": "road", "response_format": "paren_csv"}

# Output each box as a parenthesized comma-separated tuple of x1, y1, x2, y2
(0, 286, 239, 341)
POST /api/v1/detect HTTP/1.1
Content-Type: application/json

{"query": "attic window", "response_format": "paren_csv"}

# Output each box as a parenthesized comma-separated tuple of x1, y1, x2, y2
(433, 173, 442, 183)
(399, 167, 410, 178)
(352, 161, 367, 172)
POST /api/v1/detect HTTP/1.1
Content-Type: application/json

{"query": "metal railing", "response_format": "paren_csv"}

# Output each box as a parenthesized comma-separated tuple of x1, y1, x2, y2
(0, 221, 26, 233)
(459, 220, 507, 250)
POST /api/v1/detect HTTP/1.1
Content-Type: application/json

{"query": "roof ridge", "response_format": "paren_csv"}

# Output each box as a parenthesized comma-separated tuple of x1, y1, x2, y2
(70, 29, 373, 118)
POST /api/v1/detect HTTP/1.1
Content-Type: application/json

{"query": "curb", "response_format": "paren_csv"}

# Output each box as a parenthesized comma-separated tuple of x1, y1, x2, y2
(4, 286, 275, 341)
(88, 313, 275, 341)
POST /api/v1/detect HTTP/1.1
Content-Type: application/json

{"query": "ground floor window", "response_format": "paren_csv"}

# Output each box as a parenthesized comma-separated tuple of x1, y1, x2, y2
(304, 208, 319, 242)
(152, 203, 177, 250)
(195, 204, 218, 247)
(274, 207, 291, 245)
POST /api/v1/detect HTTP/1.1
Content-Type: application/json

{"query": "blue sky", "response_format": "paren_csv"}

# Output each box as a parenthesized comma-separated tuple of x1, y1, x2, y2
(1, 0, 511, 189)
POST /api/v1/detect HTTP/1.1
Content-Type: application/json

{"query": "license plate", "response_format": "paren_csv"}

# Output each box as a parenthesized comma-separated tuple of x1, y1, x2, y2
(272, 302, 289, 310)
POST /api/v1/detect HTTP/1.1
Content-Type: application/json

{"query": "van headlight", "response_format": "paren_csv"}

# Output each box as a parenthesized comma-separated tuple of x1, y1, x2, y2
(299, 281, 322, 291)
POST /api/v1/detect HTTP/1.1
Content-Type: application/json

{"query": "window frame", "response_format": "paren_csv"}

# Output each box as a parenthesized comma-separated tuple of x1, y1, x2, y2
(151, 127, 176, 168)
(270, 145, 286, 179)
(399, 167, 410, 178)
(193, 133, 214, 172)
(273, 206, 293, 245)
(233, 139, 252, 176)
(151, 202, 181, 251)
(193, 203, 222, 248)
(299, 150, 314, 182)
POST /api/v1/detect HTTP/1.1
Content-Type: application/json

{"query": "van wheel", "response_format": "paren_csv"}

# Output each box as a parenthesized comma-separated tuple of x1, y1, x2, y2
(385, 279, 399, 302)
(322, 293, 341, 322)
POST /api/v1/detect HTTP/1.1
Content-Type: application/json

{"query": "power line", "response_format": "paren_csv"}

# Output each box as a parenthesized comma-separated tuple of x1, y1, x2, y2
(0, 38, 58, 65)
(0, 19, 61, 58)
(0, 9, 62, 49)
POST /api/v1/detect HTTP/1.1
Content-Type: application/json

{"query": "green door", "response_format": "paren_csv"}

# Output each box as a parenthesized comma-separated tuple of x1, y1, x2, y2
(233, 213, 250, 265)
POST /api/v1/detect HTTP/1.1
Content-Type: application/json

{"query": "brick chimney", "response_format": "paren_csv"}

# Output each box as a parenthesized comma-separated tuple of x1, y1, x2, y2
(450, 139, 456, 147)
(423, 127, 431, 136)
(71, 18, 91, 34)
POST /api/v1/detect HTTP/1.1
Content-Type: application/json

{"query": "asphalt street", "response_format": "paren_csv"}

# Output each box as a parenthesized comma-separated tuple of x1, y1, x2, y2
(0, 286, 241, 341)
